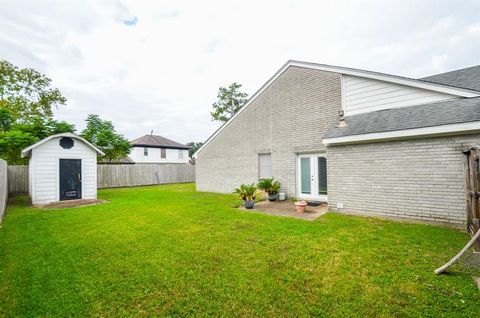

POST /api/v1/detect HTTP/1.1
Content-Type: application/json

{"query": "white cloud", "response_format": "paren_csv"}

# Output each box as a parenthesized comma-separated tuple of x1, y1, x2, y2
(1, 0, 480, 143)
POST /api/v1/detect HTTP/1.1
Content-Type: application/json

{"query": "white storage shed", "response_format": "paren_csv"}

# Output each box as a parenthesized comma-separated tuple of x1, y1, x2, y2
(21, 133, 104, 205)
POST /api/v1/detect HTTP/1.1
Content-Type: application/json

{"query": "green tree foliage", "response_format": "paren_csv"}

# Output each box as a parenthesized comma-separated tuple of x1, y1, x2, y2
(0, 109, 75, 165)
(210, 82, 248, 123)
(186, 141, 204, 157)
(0, 115, 75, 164)
(0, 60, 66, 123)
(0, 130, 38, 164)
(0, 60, 73, 164)
(81, 114, 131, 162)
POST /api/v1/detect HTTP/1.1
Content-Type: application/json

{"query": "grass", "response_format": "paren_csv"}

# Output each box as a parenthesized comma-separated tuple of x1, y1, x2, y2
(0, 183, 478, 317)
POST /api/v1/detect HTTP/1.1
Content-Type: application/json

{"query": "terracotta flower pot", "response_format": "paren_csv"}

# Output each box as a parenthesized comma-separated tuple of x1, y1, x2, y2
(295, 201, 307, 213)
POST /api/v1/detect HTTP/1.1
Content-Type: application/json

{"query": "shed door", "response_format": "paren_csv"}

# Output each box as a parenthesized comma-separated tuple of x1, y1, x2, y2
(59, 159, 82, 201)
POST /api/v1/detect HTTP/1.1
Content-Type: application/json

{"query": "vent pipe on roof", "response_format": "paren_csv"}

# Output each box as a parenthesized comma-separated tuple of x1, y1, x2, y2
(338, 110, 347, 128)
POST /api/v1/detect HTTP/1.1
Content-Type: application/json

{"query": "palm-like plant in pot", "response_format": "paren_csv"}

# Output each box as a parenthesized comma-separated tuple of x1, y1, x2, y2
(257, 177, 281, 202)
(233, 183, 258, 209)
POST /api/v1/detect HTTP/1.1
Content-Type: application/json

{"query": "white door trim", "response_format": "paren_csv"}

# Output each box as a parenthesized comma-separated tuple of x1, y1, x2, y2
(296, 153, 328, 201)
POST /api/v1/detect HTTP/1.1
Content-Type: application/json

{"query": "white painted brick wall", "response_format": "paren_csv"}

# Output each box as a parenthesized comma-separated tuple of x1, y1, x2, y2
(327, 135, 480, 225)
(196, 66, 342, 196)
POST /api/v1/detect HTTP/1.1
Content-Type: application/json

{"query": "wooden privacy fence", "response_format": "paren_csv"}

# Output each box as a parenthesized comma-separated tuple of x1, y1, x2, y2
(0, 159, 7, 221)
(97, 164, 195, 188)
(7, 164, 195, 194)
(8, 165, 29, 194)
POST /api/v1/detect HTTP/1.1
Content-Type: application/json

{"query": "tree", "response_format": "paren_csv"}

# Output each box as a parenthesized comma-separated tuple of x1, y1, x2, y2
(186, 141, 204, 157)
(0, 108, 75, 164)
(0, 129, 38, 164)
(0, 60, 67, 123)
(80, 114, 131, 162)
(210, 82, 248, 123)
(0, 60, 74, 164)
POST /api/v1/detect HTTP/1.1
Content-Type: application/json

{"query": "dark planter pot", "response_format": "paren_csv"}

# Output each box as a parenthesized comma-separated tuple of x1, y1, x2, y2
(244, 200, 255, 209)
(267, 193, 278, 202)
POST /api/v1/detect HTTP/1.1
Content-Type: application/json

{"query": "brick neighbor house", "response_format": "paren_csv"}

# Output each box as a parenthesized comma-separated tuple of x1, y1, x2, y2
(194, 60, 480, 225)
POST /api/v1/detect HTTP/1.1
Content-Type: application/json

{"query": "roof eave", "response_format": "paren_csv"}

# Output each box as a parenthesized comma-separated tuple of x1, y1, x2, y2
(322, 121, 480, 146)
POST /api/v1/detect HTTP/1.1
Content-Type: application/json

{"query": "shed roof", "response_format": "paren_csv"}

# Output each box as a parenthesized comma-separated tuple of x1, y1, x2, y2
(21, 133, 105, 158)
(130, 135, 189, 150)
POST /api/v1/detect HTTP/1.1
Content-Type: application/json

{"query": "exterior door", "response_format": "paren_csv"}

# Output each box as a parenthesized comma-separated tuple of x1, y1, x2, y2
(59, 159, 82, 201)
(297, 154, 328, 201)
(465, 147, 480, 251)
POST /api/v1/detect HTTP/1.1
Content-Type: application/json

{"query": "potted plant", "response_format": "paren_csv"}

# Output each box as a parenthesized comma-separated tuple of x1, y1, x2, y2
(257, 177, 281, 202)
(233, 183, 259, 209)
(294, 200, 308, 213)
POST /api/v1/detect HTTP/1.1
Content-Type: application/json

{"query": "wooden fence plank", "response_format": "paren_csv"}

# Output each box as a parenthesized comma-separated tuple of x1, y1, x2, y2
(8, 165, 28, 194)
(7, 164, 195, 194)
(0, 159, 8, 221)
(96, 163, 195, 188)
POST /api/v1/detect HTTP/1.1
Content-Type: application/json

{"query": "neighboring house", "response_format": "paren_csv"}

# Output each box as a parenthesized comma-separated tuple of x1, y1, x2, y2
(21, 133, 104, 205)
(129, 134, 189, 164)
(194, 60, 480, 225)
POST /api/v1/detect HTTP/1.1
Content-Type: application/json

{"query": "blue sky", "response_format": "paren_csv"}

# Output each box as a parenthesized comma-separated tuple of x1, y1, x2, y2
(1, 0, 480, 143)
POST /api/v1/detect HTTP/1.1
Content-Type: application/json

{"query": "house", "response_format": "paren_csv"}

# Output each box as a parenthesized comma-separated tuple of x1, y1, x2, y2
(194, 60, 480, 225)
(128, 134, 189, 163)
(21, 133, 104, 205)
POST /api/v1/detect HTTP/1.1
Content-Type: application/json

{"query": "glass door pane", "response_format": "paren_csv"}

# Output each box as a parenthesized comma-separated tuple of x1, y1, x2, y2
(318, 157, 327, 195)
(301, 157, 311, 194)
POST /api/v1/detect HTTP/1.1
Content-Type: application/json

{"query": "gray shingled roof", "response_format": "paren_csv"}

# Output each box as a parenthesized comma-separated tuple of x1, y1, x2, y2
(130, 135, 189, 149)
(323, 97, 480, 139)
(420, 65, 480, 92)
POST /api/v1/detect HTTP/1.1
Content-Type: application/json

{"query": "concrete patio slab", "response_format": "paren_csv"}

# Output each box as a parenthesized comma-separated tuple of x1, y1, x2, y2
(34, 199, 108, 209)
(240, 200, 328, 221)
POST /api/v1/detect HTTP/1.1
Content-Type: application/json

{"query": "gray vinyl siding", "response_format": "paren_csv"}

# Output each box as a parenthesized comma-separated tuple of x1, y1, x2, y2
(196, 66, 342, 196)
(327, 134, 480, 225)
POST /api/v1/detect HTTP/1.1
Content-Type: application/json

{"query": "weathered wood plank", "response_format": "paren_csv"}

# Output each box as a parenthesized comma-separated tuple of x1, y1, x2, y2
(96, 164, 195, 188)
(7, 165, 28, 194)
(0, 159, 8, 221)
(7, 163, 195, 194)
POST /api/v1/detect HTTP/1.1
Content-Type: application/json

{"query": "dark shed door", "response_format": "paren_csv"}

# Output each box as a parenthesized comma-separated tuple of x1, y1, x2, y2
(59, 159, 82, 201)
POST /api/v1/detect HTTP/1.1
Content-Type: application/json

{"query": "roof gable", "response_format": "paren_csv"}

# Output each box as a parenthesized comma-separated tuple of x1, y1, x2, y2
(21, 133, 105, 158)
(193, 60, 480, 158)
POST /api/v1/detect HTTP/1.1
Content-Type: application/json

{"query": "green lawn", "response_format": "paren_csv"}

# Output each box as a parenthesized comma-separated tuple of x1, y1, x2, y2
(0, 184, 478, 317)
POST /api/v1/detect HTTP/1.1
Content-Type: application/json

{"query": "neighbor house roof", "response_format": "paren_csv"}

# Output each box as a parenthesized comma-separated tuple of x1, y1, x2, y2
(193, 60, 480, 158)
(130, 135, 189, 150)
(323, 97, 480, 145)
(420, 65, 480, 92)
(21, 133, 105, 158)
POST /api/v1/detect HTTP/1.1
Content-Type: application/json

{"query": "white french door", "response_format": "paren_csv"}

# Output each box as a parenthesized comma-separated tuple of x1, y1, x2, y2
(297, 154, 328, 201)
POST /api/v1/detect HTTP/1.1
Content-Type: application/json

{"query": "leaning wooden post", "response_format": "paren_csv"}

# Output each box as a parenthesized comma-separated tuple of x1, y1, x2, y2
(435, 229, 480, 275)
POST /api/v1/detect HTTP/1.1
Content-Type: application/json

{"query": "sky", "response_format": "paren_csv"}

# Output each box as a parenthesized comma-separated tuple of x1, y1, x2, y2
(1, 0, 480, 143)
